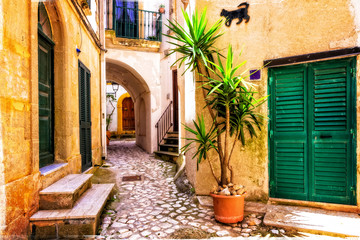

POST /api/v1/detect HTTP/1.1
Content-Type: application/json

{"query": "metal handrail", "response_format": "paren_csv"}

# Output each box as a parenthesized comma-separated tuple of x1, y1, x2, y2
(155, 101, 173, 150)
(106, 1, 162, 42)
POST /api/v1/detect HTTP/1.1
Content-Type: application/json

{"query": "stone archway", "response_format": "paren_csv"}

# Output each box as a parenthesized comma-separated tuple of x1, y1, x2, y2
(106, 59, 152, 152)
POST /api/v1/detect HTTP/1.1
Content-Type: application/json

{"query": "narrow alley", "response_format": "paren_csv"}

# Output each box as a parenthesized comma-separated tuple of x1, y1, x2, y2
(93, 139, 337, 239)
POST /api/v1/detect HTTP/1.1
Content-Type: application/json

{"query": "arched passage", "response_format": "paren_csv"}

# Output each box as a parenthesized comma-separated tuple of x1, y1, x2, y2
(106, 59, 152, 152)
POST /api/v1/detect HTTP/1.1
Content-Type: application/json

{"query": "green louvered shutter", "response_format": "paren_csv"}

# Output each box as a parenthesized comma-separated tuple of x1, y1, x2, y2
(79, 62, 92, 172)
(269, 58, 356, 205)
(38, 34, 54, 168)
(269, 66, 308, 200)
(309, 58, 356, 205)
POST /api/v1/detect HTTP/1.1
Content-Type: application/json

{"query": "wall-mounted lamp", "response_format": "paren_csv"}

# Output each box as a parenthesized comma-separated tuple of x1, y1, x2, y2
(112, 82, 119, 97)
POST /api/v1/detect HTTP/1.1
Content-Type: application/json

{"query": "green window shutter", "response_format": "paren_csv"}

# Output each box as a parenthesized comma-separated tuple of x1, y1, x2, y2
(38, 34, 54, 167)
(79, 62, 92, 172)
(269, 66, 308, 200)
(309, 59, 356, 205)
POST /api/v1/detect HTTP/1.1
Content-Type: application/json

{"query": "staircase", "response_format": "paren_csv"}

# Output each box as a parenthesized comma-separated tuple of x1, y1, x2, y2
(154, 131, 179, 162)
(30, 174, 114, 239)
(154, 101, 179, 162)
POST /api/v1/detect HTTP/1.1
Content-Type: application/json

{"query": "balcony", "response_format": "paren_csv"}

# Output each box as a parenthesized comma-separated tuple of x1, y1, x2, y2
(105, 0, 163, 51)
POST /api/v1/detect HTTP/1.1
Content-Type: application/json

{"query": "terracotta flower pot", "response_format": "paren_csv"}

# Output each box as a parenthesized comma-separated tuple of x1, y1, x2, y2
(210, 193, 245, 223)
(106, 131, 111, 146)
(159, 7, 165, 14)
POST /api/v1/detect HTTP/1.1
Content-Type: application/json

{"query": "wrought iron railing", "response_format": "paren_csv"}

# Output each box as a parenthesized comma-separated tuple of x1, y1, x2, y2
(155, 101, 173, 150)
(106, 1, 162, 41)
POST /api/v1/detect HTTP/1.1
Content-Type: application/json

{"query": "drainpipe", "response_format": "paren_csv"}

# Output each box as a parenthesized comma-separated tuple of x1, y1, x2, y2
(98, 0, 107, 160)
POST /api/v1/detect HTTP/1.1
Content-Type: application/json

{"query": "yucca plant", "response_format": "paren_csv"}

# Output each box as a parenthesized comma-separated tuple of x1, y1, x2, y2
(166, 9, 267, 186)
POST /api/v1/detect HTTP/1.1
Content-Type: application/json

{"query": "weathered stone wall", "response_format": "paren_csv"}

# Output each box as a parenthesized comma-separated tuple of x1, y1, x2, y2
(189, 0, 360, 206)
(0, 0, 102, 237)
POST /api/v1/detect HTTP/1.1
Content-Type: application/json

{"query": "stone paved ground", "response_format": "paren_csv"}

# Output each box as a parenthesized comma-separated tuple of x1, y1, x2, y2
(94, 140, 341, 239)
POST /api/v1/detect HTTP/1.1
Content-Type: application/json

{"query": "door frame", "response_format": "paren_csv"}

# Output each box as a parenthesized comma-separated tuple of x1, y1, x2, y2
(267, 57, 357, 205)
(172, 69, 179, 132)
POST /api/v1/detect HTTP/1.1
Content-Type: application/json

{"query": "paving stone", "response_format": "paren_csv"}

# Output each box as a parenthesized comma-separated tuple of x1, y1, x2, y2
(159, 222, 172, 229)
(151, 226, 161, 231)
(217, 230, 230, 236)
(140, 230, 152, 237)
(119, 230, 133, 238)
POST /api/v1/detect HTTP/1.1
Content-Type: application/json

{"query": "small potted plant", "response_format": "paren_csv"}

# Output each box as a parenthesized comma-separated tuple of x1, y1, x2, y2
(166, 9, 267, 223)
(159, 4, 165, 14)
(106, 94, 116, 146)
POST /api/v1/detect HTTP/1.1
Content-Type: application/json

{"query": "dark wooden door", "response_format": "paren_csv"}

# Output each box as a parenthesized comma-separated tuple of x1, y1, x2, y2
(172, 70, 179, 131)
(79, 61, 92, 172)
(38, 33, 54, 168)
(122, 97, 135, 131)
(269, 57, 356, 205)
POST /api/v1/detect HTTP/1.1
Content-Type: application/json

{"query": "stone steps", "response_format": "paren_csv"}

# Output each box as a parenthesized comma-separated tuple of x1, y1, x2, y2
(155, 131, 179, 162)
(39, 174, 92, 210)
(159, 143, 179, 152)
(30, 174, 114, 239)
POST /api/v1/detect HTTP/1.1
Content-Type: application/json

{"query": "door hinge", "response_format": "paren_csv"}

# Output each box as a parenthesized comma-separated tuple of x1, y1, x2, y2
(350, 129, 355, 140)
(351, 68, 356, 79)
(269, 129, 273, 139)
(268, 76, 273, 86)
(269, 180, 275, 192)
(350, 186, 356, 197)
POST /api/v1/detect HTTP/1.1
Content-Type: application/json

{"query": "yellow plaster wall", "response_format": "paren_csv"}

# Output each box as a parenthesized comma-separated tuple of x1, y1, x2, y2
(192, 0, 360, 205)
(0, 0, 102, 237)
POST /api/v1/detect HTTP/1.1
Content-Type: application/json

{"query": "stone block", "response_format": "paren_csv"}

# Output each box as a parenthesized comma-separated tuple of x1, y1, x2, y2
(31, 223, 57, 240)
(58, 219, 97, 238)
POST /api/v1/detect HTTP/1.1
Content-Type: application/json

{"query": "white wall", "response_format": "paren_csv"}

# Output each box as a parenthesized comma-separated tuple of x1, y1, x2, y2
(106, 84, 127, 132)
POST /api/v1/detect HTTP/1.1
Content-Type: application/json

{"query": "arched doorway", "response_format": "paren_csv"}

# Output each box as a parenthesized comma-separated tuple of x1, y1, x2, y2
(117, 93, 135, 134)
(106, 59, 152, 152)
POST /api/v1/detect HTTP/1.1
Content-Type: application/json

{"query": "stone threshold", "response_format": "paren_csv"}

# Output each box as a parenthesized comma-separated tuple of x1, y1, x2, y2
(40, 163, 68, 176)
(264, 204, 360, 237)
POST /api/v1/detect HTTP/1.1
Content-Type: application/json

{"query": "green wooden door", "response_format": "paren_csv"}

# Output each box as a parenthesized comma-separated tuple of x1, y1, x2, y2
(79, 62, 92, 172)
(269, 58, 356, 205)
(38, 33, 54, 168)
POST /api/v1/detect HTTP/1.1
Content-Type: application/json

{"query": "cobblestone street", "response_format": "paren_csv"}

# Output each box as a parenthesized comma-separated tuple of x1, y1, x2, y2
(94, 140, 338, 239)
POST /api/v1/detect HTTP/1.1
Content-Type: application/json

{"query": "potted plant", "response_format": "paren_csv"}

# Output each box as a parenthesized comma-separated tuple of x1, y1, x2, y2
(106, 94, 117, 146)
(165, 9, 267, 223)
(159, 4, 165, 14)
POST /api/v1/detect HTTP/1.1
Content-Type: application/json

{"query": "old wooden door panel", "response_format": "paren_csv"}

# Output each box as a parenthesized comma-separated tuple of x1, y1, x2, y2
(38, 34, 54, 168)
(269, 58, 356, 205)
(79, 62, 92, 172)
(122, 97, 135, 131)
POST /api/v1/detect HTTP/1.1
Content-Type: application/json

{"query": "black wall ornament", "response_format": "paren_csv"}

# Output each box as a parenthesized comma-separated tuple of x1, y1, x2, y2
(220, 2, 250, 27)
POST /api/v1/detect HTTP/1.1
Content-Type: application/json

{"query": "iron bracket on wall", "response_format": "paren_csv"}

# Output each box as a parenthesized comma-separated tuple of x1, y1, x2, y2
(220, 2, 250, 27)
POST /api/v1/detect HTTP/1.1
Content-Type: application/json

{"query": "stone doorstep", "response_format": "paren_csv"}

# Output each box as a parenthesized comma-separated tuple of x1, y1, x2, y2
(263, 204, 360, 237)
(39, 174, 93, 210)
(154, 151, 180, 163)
(31, 184, 114, 238)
